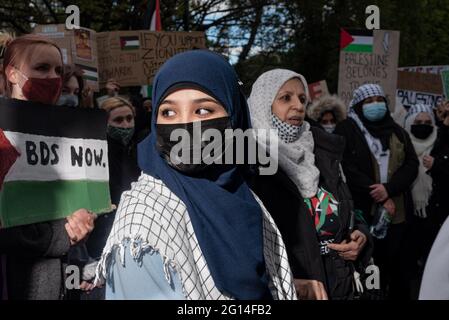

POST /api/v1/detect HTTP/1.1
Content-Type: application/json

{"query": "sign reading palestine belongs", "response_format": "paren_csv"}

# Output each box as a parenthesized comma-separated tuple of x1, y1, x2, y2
(338, 28, 400, 111)
(0, 98, 112, 228)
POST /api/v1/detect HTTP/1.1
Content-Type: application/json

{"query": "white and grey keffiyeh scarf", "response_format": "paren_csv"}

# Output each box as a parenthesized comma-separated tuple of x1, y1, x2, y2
(248, 69, 320, 198)
(271, 112, 305, 143)
(95, 173, 296, 300)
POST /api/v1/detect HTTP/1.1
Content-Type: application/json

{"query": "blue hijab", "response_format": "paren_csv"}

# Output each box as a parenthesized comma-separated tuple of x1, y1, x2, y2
(138, 50, 272, 300)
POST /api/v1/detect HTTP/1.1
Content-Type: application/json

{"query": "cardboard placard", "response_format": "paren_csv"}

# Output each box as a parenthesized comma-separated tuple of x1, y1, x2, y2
(396, 71, 444, 107)
(97, 31, 206, 87)
(33, 26, 206, 90)
(34, 24, 100, 91)
(398, 65, 449, 75)
(338, 29, 400, 110)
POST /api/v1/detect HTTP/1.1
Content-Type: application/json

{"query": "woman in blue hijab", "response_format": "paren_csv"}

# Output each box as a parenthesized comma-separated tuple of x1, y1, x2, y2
(95, 50, 295, 300)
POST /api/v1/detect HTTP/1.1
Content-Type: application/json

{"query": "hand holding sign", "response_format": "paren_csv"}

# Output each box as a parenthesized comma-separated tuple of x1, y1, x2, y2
(105, 78, 120, 97)
(65, 208, 97, 245)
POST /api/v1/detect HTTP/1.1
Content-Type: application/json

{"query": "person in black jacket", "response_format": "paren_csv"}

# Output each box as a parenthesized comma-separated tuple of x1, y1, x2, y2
(418, 101, 449, 300)
(334, 84, 419, 300)
(247, 69, 373, 300)
(422, 102, 449, 255)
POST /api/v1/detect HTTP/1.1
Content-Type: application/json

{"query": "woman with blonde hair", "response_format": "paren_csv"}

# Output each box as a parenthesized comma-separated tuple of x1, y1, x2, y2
(0, 33, 95, 300)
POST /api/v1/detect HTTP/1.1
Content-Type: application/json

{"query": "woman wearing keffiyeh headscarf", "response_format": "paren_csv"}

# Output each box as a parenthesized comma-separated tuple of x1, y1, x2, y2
(404, 104, 437, 220)
(334, 84, 419, 299)
(95, 50, 296, 300)
(415, 102, 449, 300)
(402, 104, 442, 296)
(247, 69, 373, 300)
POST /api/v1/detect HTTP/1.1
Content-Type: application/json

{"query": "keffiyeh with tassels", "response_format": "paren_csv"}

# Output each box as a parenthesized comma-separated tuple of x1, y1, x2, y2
(95, 173, 297, 300)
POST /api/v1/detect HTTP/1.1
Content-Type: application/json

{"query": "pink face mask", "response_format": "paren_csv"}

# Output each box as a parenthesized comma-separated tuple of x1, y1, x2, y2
(17, 70, 62, 105)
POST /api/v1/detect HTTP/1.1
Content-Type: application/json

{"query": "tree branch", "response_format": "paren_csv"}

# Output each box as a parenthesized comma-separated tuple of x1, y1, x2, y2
(238, 4, 264, 63)
(41, 0, 58, 23)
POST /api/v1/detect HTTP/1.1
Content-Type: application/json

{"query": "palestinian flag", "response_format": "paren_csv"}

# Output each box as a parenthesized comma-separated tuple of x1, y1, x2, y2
(76, 64, 98, 82)
(0, 98, 111, 228)
(143, 0, 162, 31)
(120, 36, 140, 50)
(340, 28, 374, 53)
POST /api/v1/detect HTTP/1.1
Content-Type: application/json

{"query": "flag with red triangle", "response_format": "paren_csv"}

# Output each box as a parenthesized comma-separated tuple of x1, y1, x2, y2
(340, 28, 373, 53)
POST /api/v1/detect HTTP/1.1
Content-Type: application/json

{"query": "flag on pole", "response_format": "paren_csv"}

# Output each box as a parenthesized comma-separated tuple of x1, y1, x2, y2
(144, 0, 162, 31)
(141, 1, 162, 97)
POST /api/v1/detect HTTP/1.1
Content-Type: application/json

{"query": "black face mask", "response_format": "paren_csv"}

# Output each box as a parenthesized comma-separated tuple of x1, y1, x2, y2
(156, 117, 232, 175)
(411, 124, 434, 140)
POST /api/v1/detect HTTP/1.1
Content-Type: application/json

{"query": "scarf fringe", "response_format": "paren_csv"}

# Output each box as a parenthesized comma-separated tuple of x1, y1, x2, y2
(94, 235, 178, 288)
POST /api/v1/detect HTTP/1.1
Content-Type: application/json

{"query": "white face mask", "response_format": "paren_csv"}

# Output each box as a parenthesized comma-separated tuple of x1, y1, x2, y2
(57, 94, 79, 107)
(322, 124, 336, 133)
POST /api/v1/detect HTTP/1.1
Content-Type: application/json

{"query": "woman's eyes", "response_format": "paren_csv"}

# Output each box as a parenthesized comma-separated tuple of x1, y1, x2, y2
(34, 64, 62, 76)
(196, 107, 212, 115)
(280, 95, 291, 102)
(35, 65, 49, 72)
(161, 109, 176, 117)
(160, 106, 214, 118)
(280, 94, 306, 104)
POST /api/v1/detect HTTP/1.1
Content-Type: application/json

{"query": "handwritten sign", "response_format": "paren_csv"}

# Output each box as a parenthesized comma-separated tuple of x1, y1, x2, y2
(338, 29, 400, 110)
(97, 31, 206, 87)
(0, 98, 111, 228)
(398, 65, 449, 75)
(396, 71, 444, 108)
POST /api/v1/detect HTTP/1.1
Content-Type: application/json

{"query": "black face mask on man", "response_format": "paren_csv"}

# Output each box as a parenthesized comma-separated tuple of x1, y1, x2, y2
(411, 124, 434, 140)
(156, 116, 232, 175)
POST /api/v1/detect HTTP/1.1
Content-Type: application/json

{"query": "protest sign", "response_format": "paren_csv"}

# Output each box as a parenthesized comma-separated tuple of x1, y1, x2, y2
(398, 65, 449, 75)
(34, 24, 100, 91)
(396, 71, 444, 108)
(97, 31, 206, 87)
(0, 98, 111, 228)
(338, 28, 400, 110)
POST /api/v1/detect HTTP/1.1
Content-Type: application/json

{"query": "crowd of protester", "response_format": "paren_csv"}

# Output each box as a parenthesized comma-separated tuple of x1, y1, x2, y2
(1, 33, 449, 300)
